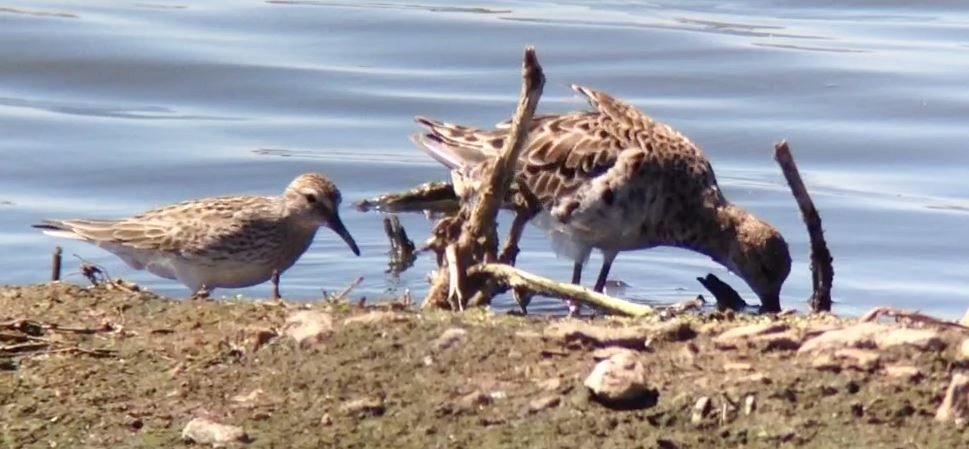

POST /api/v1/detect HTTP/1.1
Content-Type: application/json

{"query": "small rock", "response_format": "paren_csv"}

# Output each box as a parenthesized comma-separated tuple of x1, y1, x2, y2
(650, 321, 697, 342)
(181, 417, 247, 446)
(546, 322, 649, 348)
(833, 348, 881, 371)
(592, 346, 637, 361)
(340, 397, 385, 418)
(882, 365, 922, 382)
(584, 350, 650, 403)
(230, 388, 264, 405)
(458, 390, 492, 409)
(514, 330, 542, 339)
(714, 323, 789, 345)
(935, 372, 969, 425)
(724, 362, 753, 372)
(735, 372, 772, 384)
(538, 377, 563, 392)
(811, 353, 840, 372)
(757, 331, 802, 351)
(284, 311, 333, 347)
(959, 338, 969, 361)
(799, 323, 944, 353)
(343, 311, 409, 326)
(527, 395, 561, 413)
(432, 327, 467, 352)
(250, 328, 278, 352)
(691, 396, 712, 425)
(320, 414, 333, 426)
(798, 323, 884, 353)
(874, 328, 945, 351)
(743, 395, 756, 415)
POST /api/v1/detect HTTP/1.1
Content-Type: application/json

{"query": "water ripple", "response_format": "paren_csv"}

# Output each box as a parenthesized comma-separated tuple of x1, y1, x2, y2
(0, 97, 242, 121)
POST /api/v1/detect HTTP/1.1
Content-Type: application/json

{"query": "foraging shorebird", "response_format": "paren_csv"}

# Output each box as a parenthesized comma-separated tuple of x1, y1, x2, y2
(412, 85, 791, 312)
(34, 173, 360, 295)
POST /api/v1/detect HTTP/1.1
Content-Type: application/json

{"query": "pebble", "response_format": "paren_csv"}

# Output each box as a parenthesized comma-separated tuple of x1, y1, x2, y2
(340, 397, 385, 418)
(584, 350, 649, 403)
(181, 417, 247, 446)
(284, 311, 333, 347)
(882, 365, 922, 382)
(432, 327, 467, 352)
(691, 396, 711, 425)
(527, 395, 561, 413)
(935, 372, 969, 426)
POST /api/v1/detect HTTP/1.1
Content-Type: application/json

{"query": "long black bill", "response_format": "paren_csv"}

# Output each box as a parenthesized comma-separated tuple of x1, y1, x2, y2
(328, 214, 360, 256)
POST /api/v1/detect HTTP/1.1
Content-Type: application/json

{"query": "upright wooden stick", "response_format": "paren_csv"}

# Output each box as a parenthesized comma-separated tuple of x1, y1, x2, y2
(773, 141, 834, 312)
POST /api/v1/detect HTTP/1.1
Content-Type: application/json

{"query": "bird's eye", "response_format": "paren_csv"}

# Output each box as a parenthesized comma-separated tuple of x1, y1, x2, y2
(304, 193, 317, 203)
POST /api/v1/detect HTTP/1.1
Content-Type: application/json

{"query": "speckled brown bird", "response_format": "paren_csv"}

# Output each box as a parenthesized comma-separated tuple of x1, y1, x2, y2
(33, 173, 360, 294)
(412, 84, 791, 312)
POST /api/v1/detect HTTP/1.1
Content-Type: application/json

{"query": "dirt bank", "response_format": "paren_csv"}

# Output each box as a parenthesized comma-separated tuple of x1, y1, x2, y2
(1, 283, 967, 448)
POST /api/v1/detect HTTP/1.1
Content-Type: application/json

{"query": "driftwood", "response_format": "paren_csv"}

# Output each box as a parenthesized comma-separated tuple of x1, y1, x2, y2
(859, 307, 969, 332)
(774, 141, 834, 312)
(50, 246, 62, 282)
(354, 181, 458, 214)
(423, 47, 545, 310)
(472, 264, 654, 317)
(382, 215, 416, 274)
(696, 274, 748, 312)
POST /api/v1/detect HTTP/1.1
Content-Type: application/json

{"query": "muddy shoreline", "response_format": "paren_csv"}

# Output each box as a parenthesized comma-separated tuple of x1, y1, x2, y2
(2, 283, 968, 448)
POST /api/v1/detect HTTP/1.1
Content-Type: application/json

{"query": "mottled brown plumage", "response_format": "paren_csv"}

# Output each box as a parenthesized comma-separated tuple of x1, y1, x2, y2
(34, 173, 360, 294)
(412, 84, 791, 312)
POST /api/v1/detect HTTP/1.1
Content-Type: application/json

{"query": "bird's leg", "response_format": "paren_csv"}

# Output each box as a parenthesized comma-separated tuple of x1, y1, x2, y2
(593, 252, 618, 293)
(271, 269, 281, 302)
(568, 262, 583, 317)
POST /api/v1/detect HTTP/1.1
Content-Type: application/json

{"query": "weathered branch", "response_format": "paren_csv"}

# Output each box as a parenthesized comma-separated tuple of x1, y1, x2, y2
(51, 246, 62, 282)
(472, 263, 654, 317)
(354, 181, 458, 214)
(774, 141, 834, 312)
(425, 46, 545, 310)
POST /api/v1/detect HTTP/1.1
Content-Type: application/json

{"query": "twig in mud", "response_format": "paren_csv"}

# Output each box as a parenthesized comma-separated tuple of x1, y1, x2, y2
(471, 263, 654, 317)
(47, 346, 117, 358)
(51, 246, 62, 282)
(383, 215, 416, 274)
(0, 332, 48, 343)
(425, 46, 545, 310)
(354, 181, 459, 214)
(696, 274, 748, 312)
(78, 259, 108, 286)
(660, 295, 706, 319)
(774, 141, 833, 313)
(859, 307, 969, 332)
(330, 276, 364, 303)
(0, 342, 50, 354)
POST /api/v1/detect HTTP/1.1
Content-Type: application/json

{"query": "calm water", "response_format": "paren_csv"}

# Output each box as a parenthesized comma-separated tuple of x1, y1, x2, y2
(1, 0, 967, 317)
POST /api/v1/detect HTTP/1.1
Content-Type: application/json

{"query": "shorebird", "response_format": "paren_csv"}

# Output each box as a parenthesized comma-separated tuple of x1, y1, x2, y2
(34, 173, 360, 296)
(411, 84, 791, 312)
